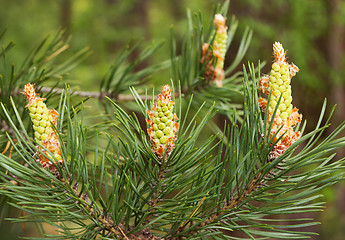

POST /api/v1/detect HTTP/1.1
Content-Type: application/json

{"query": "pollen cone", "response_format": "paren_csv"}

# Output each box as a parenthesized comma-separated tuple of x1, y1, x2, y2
(258, 43, 302, 160)
(23, 83, 62, 168)
(146, 85, 179, 159)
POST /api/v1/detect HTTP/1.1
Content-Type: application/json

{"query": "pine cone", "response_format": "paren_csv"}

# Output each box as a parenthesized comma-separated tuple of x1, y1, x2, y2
(258, 43, 302, 159)
(213, 14, 228, 69)
(23, 83, 62, 167)
(147, 85, 179, 159)
(201, 14, 228, 87)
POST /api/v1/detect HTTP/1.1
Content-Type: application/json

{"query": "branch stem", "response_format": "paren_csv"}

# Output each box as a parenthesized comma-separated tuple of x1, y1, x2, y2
(65, 178, 128, 239)
(39, 86, 152, 101)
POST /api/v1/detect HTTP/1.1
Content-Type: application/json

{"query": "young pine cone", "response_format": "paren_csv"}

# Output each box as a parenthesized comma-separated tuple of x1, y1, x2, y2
(201, 14, 228, 87)
(258, 42, 302, 159)
(146, 85, 179, 159)
(23, 83, 62, 168)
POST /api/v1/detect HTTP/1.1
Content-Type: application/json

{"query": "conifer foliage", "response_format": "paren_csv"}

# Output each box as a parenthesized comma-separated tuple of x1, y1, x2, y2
(1, 1, 345, 239)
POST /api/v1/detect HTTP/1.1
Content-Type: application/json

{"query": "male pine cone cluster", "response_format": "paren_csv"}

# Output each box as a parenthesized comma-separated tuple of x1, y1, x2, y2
(147, 85, 179, 159)
(259, 42, 302, 159)
(201, 14, 228, 87)
(23, 83, 62, 168)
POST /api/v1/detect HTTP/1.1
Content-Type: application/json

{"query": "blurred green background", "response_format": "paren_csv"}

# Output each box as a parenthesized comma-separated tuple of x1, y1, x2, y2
(1, 0, 345, 239)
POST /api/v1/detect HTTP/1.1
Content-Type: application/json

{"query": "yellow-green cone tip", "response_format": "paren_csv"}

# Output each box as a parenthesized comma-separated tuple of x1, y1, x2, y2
(23, 83, 62, 168)
(146, 85, 179, 159)
(258, 42, 303, 159)
(201, 14, 228, 87)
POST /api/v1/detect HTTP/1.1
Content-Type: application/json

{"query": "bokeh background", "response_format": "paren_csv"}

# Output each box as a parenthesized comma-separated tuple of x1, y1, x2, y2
(1, 0, 345, 239)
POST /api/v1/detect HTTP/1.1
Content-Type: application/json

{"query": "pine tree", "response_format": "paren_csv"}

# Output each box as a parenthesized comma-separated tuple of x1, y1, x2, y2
(1, 1, 345, 239)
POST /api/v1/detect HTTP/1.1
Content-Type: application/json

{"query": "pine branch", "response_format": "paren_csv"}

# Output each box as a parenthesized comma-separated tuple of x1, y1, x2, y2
(2, 1, 345, 239)
(202, 167, 279, 229)
(40, 87, 154, 101)
(3, 87, 153, 102)
(145, 163, 166, 223)
(62, 178, 130, 239)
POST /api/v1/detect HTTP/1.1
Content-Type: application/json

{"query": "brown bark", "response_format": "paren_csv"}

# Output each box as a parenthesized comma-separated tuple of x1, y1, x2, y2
(328, 1, 345, 239)
(127, 0, 150, 70)
(328, 0, 345, 126)
(60, 0, 72, 37)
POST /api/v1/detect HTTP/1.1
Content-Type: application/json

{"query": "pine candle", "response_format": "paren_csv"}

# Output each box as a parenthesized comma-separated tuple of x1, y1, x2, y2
(201, 14, 228, 87)
(259, 42, 302, 159)
(23, 83, 62, 168)
(146, 85, 179, 159)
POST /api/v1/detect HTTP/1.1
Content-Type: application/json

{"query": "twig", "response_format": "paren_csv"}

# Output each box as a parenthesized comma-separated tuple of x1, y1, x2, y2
(204, 172, 263, 225)
(4, 86, 185, 102)
(176, 163, 282, 236)
(145, 169, 164, 223)
(67, 179, 127, 239)
(2, 87, 152, 101)
(40, 87, 153, 101)
(118, 227, 129, 240)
